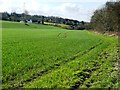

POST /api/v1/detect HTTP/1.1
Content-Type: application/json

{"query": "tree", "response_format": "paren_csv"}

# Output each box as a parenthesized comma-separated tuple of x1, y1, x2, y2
(41, 16, 44, 24)
(90, 1, 120, 33)
(1, 12, 10, 20)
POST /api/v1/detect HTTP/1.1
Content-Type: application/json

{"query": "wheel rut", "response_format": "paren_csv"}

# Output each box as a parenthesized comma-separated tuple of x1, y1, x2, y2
(10, 42, 103, 89)
(70, 45, 113, 90)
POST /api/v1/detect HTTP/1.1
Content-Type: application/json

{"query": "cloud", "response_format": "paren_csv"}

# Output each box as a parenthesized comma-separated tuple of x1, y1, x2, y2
(35, 0, 110, 3)
(0, 0, 12, 12)
(0, 0, 108, 21)
(47, 3, 95, 21)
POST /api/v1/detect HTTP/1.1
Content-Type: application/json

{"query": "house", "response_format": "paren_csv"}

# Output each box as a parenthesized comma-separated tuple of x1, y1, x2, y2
(20, 20, 32, 23)
(27, 20, 32, 23)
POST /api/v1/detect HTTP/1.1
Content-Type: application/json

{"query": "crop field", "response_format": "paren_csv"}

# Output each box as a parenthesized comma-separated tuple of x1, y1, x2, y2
(2, 21, 119, 89)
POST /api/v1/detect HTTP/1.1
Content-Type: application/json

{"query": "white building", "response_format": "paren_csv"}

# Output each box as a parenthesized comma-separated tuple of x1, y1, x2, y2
(20, 20, 32, 23)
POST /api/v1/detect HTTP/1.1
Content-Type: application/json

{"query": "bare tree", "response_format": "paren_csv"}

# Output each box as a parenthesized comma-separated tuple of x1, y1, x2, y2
(90, 1, 120, 33)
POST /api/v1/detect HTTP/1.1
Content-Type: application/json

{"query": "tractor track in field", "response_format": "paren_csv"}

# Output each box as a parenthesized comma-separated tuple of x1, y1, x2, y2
(57, 32, 68, 38)
(69, 45, 114, 90)
(70, 67, 100, 90)
(70, 68, 99, 90)
(12, 41, 103, 89)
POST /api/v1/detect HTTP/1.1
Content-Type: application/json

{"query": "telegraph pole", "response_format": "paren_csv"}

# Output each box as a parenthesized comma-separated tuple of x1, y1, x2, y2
(23, 2, 26, 20)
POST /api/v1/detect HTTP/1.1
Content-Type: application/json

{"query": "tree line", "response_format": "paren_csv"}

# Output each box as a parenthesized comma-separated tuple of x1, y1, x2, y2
(90, 1, 120, 33)
(0, 12, 91, 30)
(1, 1, 118, 32)
(0, 12, 80, 25)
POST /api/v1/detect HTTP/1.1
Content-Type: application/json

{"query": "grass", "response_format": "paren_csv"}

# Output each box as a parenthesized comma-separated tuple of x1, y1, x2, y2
(44, 22, 70, 29)
(2, 20, 119, 89)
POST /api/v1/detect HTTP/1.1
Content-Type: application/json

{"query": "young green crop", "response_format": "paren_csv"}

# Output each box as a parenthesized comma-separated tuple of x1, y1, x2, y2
(2, 21, 118, 89)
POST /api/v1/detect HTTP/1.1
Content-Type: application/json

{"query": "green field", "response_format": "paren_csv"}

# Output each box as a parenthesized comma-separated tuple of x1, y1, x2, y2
(2, 21, 119, 89)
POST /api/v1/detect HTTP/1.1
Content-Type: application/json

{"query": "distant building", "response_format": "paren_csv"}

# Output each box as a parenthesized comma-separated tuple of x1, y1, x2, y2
(20, 20, 32, 23)
(27, 20, 32, 23)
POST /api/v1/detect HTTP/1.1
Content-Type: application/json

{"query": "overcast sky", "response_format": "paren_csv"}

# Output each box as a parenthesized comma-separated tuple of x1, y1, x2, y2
(0, 0, 113, 22)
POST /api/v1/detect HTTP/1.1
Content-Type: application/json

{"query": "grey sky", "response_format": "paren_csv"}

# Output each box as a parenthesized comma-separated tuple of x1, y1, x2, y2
(0, 0, 113, 21)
